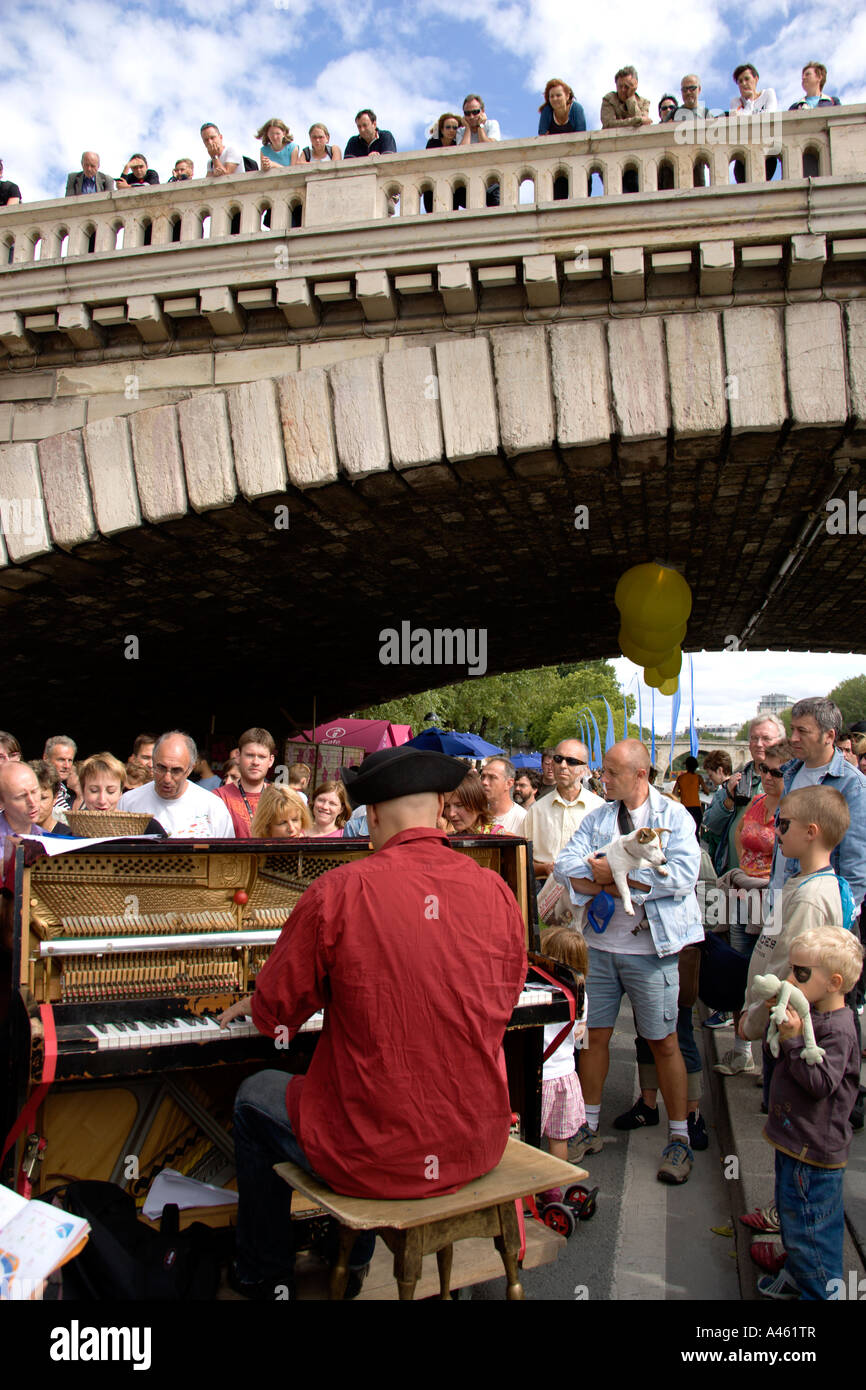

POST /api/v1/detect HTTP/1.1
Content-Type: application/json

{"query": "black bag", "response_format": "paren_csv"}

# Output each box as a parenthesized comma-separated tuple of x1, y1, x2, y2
(697, 932, 749, 1013)
(47, 1181, 226, 1300)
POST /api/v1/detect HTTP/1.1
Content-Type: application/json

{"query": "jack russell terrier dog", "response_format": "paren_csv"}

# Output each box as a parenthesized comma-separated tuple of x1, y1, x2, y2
(592, 826, 671, 918)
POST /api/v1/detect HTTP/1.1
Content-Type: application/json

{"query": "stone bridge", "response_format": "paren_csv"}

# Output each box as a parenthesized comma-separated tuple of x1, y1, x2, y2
(0, 110, 864, 747)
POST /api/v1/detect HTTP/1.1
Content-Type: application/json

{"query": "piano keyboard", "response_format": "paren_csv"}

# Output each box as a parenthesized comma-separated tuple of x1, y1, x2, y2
(69, 985, 558, 1053)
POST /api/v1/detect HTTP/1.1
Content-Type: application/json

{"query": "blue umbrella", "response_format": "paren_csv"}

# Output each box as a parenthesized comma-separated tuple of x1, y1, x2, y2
(511, 753, 542, 769)
(407, 729, 505, 757)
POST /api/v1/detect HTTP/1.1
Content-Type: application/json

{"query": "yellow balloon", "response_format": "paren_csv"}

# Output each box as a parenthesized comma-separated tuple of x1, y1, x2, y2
(654, 648, 682, 680)
(616, 563, 692, 632)
(658, 676, 680, 696)
(619, 624, 686, 667)
(643, 666, 667, 690)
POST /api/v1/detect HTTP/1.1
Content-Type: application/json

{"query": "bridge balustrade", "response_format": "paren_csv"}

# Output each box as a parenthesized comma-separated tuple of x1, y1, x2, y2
(0, 109, 860, 268)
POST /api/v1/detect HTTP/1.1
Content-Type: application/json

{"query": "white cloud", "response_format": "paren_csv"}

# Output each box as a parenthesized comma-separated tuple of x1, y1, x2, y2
(613, 650, 866, 728)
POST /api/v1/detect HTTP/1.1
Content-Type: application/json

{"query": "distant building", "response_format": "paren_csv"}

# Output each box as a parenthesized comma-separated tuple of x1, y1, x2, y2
(757, 693, 793, 716)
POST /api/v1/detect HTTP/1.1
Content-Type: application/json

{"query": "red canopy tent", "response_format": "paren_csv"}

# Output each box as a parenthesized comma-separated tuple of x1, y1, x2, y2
(288, 720, 412, 751)
(286, 720, 413, 786)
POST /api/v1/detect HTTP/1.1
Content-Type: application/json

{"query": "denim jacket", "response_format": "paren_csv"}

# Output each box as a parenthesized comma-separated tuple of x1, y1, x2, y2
(553, 785, 703, 957)
(771, 751, 866, 912)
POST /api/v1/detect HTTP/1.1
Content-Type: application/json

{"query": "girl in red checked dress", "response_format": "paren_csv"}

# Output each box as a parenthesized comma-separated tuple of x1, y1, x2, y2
(539, 927, 588, 1201)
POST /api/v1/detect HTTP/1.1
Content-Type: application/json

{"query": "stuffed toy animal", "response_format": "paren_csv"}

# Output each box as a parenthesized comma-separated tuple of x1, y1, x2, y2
(751, 973, 826, 1064)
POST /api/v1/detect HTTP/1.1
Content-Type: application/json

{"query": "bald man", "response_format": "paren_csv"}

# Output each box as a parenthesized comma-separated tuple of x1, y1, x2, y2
(554, 739, 703, 1184)
(118, 731, 234, 838)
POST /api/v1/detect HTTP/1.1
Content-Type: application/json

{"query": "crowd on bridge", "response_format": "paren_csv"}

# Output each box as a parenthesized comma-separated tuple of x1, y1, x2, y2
(0, 59, 844, 209)
(1, 692, 864, 1302)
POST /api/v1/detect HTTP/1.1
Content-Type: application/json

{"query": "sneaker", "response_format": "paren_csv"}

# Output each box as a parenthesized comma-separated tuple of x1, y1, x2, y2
(714, 1049, 757, 1076)
(703, 1011, 732, 1029)
(687, 1111, 709, 1151)
(740, 1203, 780, 1234)
(613, 1097, 660, 1130)
(657, 1137, 693, 1184)
(757, 1269, 800, 1300)
(568, 1123, 604, 1162)
(750, 1240, 787, 1274)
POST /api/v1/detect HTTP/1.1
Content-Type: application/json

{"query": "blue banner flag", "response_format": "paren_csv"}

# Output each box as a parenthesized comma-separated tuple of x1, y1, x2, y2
(588, 709, 602, 769)
(670, 678, 682, 774)
(650, 688, 656, 767)
(689, 655, 699, 757)
(601, 697, 616, 754)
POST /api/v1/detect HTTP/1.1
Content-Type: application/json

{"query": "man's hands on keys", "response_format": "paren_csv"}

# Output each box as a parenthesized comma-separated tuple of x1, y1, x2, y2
(218, 996, 252, 1028)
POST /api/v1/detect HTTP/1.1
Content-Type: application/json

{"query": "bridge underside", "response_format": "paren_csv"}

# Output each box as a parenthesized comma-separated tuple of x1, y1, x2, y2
(3, 421, 864, 751)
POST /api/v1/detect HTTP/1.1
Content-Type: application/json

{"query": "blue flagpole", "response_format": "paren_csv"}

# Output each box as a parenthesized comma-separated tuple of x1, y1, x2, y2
(650, 688, 656, 767)
(689, 654, 699, 757)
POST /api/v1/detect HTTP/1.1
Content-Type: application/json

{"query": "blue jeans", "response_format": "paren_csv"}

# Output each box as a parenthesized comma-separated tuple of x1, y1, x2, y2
(775, 1150, 844, 1300)
(233, 1070, 376, 1284)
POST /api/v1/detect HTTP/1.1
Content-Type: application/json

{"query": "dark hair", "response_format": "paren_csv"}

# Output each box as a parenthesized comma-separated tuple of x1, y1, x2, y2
(129, 152, 148, 163)
(355, 109, 377, 125)
(238, 727, 276, 755)
(791, 698, 842, 737)
(659, 94, 679, 113)
(684, 755, 698, 772)
(29, 759, 60, 793)
(133, 732, 157, 755)
(0, 730, 22, 757)
(703, 749, 733, 775)
(462, 93, 485, 111)
(733, 63, 759, 82)
(516, 767, 542, 790)
(200, 123, 220, 134)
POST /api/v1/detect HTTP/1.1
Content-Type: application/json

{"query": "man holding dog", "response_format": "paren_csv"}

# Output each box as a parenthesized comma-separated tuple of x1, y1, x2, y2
(554, 740, 703, 1183)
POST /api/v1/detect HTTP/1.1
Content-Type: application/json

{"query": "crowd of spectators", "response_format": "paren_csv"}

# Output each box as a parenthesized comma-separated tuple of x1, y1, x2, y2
(0, 60, 845, 209)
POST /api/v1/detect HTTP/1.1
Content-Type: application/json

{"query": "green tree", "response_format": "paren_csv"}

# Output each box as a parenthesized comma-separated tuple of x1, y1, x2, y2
(828, 675, 866, 726)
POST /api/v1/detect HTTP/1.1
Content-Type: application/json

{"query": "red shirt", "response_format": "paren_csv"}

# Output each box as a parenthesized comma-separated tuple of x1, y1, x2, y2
(214, 783, 261, 838)
(252, 826, 527, 1198)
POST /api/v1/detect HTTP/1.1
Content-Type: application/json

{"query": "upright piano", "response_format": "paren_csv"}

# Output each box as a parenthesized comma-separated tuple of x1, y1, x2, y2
(4, 837, 576, 1212)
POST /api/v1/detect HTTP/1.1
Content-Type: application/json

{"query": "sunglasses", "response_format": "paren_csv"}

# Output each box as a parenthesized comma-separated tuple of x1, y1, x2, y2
(777, 818, 797, 835)
(553, 754, 584, 766)
(682, 85, 698, 92)
(465, 108, 482, 115)
(790, 964, 812, 984)
(758, 763, 784, 777)
(660, 105, 676, 112)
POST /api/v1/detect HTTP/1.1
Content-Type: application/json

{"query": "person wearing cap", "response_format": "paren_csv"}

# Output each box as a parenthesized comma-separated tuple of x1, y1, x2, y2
(222, 746, 528, 1299)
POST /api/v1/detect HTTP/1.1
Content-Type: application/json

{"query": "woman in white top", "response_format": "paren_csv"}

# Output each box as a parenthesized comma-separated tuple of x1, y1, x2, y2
(299, 123, 342, 164)
(731, 63, 778, 183)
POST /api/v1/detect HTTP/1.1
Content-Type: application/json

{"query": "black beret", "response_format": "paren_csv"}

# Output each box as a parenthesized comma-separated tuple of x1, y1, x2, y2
(341, 747, 466, 810)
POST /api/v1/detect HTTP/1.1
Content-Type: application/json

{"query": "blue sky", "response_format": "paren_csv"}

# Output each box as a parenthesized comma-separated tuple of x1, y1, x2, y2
(4, 0, 865, 201)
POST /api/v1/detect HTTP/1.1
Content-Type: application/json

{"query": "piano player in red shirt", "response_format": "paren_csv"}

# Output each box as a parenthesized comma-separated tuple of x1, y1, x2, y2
(224, 746, 527, 1299)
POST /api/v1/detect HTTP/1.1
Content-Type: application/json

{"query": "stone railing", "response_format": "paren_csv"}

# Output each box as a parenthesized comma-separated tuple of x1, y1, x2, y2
(1, 107, 863, 268)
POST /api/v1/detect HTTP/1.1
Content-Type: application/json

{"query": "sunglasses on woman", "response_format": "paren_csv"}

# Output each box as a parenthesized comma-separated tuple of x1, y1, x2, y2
(758, 763, 784, 777)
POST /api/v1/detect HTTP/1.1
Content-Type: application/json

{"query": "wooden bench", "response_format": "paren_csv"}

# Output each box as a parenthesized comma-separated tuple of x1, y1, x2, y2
(275, 1139, 585, 1300)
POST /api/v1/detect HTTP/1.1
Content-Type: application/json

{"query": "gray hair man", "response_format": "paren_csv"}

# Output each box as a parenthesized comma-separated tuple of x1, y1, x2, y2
(674, 75, 708, 120)
(771, 698, 866, 913)
(119, 730, 234, 838)
(65, 152, 115, 196)
(44, 735, 80, 813)
(523, 739, 604, 886)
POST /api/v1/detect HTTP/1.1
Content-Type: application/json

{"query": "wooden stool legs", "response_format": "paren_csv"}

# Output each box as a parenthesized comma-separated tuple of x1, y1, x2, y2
(328, 1224, 356, 1300)
(495, 1201, 525, 1301)
(436, 1244, 453, 1299)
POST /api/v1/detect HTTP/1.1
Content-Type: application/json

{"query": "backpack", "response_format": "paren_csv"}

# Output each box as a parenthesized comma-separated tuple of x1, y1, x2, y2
(46, 1181, 227, 1300)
